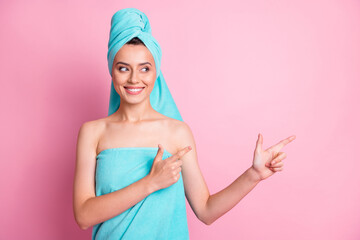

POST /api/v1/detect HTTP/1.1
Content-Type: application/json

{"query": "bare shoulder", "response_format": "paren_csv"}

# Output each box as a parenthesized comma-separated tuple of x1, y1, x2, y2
(155, 112, 191, 137)
(168, 118, 192, 135)
(167, 118, 195, 152)
(78, 118, 105, 138)
(77, 118, 107, 153)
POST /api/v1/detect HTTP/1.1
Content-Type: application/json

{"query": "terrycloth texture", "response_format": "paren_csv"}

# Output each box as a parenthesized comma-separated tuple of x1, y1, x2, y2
(92, 148, 189, 240)
(107, 7, 183, 121)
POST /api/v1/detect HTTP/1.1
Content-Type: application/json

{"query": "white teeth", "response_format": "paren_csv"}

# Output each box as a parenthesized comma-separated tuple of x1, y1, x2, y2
(126, 88, 143, 92)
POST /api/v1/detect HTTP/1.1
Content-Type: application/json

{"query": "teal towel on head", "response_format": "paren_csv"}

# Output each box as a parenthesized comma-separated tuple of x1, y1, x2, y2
(92, 148, 189, 240)
(92, 8, 189, 239)
(107, 7, 183, 121)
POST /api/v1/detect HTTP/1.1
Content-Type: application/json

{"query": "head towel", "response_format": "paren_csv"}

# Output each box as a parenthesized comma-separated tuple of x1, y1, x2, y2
(107, 8, 183, 121)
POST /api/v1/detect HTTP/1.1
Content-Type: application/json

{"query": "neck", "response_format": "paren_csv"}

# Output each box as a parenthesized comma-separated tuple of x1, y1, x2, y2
(114, 98, 157, 123)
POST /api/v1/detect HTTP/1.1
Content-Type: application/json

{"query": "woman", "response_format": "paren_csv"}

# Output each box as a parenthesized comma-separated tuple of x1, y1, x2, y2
(73, 8, 296, 240)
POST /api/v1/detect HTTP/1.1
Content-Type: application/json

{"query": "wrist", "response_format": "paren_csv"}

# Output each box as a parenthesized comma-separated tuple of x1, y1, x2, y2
(144, 175, 157, 194)
(247, 167, 262, 183)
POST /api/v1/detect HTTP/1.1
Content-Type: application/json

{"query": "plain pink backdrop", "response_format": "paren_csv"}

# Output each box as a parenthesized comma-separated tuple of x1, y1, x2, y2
(1, 0, 359, 239)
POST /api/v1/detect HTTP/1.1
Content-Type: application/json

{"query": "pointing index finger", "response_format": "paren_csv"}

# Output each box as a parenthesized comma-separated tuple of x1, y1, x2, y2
(268, 135, 296, 152)
(172, 146, 192, 161)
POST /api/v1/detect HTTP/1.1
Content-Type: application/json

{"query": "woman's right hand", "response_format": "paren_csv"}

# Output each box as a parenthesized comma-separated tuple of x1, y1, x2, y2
(147, 144, 192, 192)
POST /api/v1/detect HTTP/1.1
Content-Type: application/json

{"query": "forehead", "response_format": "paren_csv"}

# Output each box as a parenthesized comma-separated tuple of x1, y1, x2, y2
(114, 44, 154, 64)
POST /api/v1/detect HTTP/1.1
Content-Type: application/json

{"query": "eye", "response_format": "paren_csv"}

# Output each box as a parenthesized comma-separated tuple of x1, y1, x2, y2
(141, 67, 149, 72)
(119, 66, 128, 72)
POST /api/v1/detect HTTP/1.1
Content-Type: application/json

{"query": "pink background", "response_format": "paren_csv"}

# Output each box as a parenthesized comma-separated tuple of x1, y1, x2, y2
(1, 0, 359, 239)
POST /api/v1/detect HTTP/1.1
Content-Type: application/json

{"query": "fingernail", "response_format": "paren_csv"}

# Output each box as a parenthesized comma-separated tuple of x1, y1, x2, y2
(188, 146, 192, 150)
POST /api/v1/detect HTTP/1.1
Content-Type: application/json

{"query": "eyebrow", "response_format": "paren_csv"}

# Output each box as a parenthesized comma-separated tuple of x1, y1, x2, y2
(116, 61, 152, 66)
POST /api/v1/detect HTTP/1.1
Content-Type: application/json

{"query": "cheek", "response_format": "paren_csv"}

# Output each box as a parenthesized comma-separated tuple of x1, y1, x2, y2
(112, 77, 126, 94)
(112, 72, 127, 84)
(142, 72, 156, 85)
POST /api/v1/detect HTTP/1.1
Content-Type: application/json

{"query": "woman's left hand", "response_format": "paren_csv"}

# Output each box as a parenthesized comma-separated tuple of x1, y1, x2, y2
(251, 133, 296, 181)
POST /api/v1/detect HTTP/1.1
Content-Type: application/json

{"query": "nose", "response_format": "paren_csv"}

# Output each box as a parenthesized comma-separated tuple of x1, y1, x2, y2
(128, 71, 140, 84)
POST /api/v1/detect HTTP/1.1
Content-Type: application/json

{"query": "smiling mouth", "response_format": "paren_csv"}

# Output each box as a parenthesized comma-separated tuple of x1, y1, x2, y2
(124, 87, 145, 94)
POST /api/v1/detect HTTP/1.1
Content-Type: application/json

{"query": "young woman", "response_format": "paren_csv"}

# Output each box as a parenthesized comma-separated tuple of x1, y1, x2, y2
(73, 7, 296, 240)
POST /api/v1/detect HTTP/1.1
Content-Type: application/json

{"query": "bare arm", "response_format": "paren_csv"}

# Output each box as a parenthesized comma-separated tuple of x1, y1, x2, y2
(203, 167, 261, 225)
(77, 176, 154, 230)
(203, 133, 296, 225)
(179, 122, 295, 225)
(177, 122, 261, 225)
(72, 122, 156, 230)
